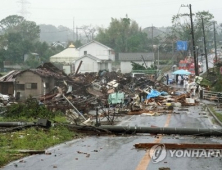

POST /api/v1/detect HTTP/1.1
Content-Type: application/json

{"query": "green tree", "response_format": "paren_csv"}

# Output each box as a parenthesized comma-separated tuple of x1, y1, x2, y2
(73, 40, 83, 48)
(171, 11, 214, 53)
(0, 15, 40, 65)
(95, 16, 149, 55)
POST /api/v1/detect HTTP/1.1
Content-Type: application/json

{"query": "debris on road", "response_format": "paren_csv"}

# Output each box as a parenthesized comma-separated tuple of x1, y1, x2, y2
(36, 71, 201, 125)
(0, 67, 203, 128)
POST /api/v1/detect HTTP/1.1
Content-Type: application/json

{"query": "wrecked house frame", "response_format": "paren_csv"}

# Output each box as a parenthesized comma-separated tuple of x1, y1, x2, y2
(0, 63, 72, 101)
(0, 70, 21, 96)
(15, 63, 73, 101)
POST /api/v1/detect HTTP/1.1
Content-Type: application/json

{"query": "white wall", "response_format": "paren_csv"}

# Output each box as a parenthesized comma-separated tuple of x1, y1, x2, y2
(63, 65, 71, 74)
(79, 42, 115, 61)
(108, 63, 112, 71)
(109, 50, 115, 61)
(120, 61, 153, 73)
(75, 57, 99, 73)
(98, 62, 112, 72)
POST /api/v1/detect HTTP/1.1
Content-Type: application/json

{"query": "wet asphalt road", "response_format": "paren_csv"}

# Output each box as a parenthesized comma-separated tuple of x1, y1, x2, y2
(2, 101, 222, 170)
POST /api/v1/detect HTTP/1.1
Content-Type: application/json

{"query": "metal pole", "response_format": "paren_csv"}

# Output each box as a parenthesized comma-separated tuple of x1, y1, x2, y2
(0, 122, 34, 127)
(196, 46, 199, 74)
(213, 21, 217, 64)
(189, 4, 199, 76)
(201, 17, 209, 73)
(158, 45, 159, 70)
(62, 94, 86, 120)
(99, 125, 222, 136)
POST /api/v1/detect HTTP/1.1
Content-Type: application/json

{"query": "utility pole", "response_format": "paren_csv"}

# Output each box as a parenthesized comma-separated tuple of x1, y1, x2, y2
(213, 21, 217, 64)
(73, 17, 75, 42)
(201, 17, 209, 73)
(76, 27, 78, 41)
(151, 25, 156, 67)
(189, 4, 198, 76)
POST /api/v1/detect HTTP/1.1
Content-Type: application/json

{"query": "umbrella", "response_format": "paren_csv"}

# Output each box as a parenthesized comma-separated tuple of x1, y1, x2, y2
(172, 69, 191, 75)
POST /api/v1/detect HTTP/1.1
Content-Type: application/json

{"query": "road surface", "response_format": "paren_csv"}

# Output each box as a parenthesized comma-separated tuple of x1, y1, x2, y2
(2, 100, 222, 170)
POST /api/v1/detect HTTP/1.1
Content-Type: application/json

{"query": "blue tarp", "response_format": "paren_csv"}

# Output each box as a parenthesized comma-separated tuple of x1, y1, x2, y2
(160, 91, 168, 96)
(147, 89, 161, 99)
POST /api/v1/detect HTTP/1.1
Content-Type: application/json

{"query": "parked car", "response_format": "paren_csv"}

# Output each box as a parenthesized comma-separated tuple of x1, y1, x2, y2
(0, 93, 10, 101)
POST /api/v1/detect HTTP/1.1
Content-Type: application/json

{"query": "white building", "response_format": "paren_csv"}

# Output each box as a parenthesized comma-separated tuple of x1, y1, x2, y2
(50, 41, 115, 74)
(78, 40, 115, 61)
(50, 43, 79, 74)
(50, 43, 79, 64)
(119, 53, 154, 73)
(75, 54, 112, 73)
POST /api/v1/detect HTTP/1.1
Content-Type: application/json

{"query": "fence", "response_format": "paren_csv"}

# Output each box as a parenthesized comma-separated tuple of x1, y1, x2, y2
(201, 90, 222, 102)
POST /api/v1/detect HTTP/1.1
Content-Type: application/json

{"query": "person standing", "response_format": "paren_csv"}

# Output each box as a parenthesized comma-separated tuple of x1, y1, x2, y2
(166, 74, 169, 85)
(178, 75, 181, 85)
(176, 74, 178, 84)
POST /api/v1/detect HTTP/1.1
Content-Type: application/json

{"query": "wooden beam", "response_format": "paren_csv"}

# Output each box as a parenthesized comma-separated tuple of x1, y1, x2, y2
(134, 143, 222, 149)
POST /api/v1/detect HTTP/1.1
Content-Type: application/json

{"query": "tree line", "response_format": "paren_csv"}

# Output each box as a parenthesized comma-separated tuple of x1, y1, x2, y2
(0, 11, 221, 69)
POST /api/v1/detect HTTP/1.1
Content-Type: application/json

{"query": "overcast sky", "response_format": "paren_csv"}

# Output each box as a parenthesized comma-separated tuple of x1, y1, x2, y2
(1, 0, 222, 29)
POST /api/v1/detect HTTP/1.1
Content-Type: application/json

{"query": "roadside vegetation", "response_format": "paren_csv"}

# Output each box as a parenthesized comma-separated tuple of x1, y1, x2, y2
(0, 98, 79, 167)
(208, 105, 222, 123)
(200, 66, 222, 92)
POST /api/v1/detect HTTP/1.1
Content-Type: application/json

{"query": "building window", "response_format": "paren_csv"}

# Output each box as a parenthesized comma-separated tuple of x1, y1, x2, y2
(16, 84, 25, 90)
(26, 83, 37, 89)
(84, 51, 87, 55)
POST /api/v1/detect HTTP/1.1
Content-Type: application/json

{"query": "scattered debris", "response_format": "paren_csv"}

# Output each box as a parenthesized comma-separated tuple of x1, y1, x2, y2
(159, 167, 170, 170)
(0, 67, 202, 127)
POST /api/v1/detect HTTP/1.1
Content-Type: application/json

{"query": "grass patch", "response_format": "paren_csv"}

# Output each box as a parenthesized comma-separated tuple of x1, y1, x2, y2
(0, 97, 82, 167)
(208, 105, 222, 122)
(0, 124, 78, 167)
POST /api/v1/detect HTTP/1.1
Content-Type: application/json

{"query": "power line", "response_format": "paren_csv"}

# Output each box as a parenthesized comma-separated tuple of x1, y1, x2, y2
(17, 0, 30, 19)
(41, 29, 71, 33)
(28, 0, 206, 11)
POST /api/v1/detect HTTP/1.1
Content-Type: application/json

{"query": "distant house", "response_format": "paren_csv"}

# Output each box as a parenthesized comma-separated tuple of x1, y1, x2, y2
(119, 53, 154, 73)
(50, 43, 79, 64)
(78, 40, 115, 61)
(24, 53, 40, 62)
(75, 54, 112, 73)
(0, 63, 71, 101)
(3, 53, 40, 71)
(50, 43, 79, 74)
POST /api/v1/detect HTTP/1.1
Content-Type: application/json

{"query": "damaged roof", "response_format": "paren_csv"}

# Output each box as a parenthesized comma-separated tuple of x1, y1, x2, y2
(0, 70, 21, 82)
(0, 62, 73, 82)
(18, 68, 68, 79)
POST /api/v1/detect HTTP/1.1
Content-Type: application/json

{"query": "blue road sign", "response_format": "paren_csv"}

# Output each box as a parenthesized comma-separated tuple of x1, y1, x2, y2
(177, 41, 188, 51)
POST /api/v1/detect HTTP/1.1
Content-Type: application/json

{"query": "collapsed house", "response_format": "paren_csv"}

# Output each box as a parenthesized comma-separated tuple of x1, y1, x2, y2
(0, 63, 72, 101)
(0, 62, 201, 125)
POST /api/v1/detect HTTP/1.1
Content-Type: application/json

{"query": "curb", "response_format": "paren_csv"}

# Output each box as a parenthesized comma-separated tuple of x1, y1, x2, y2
(206, 105, 222, 127)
